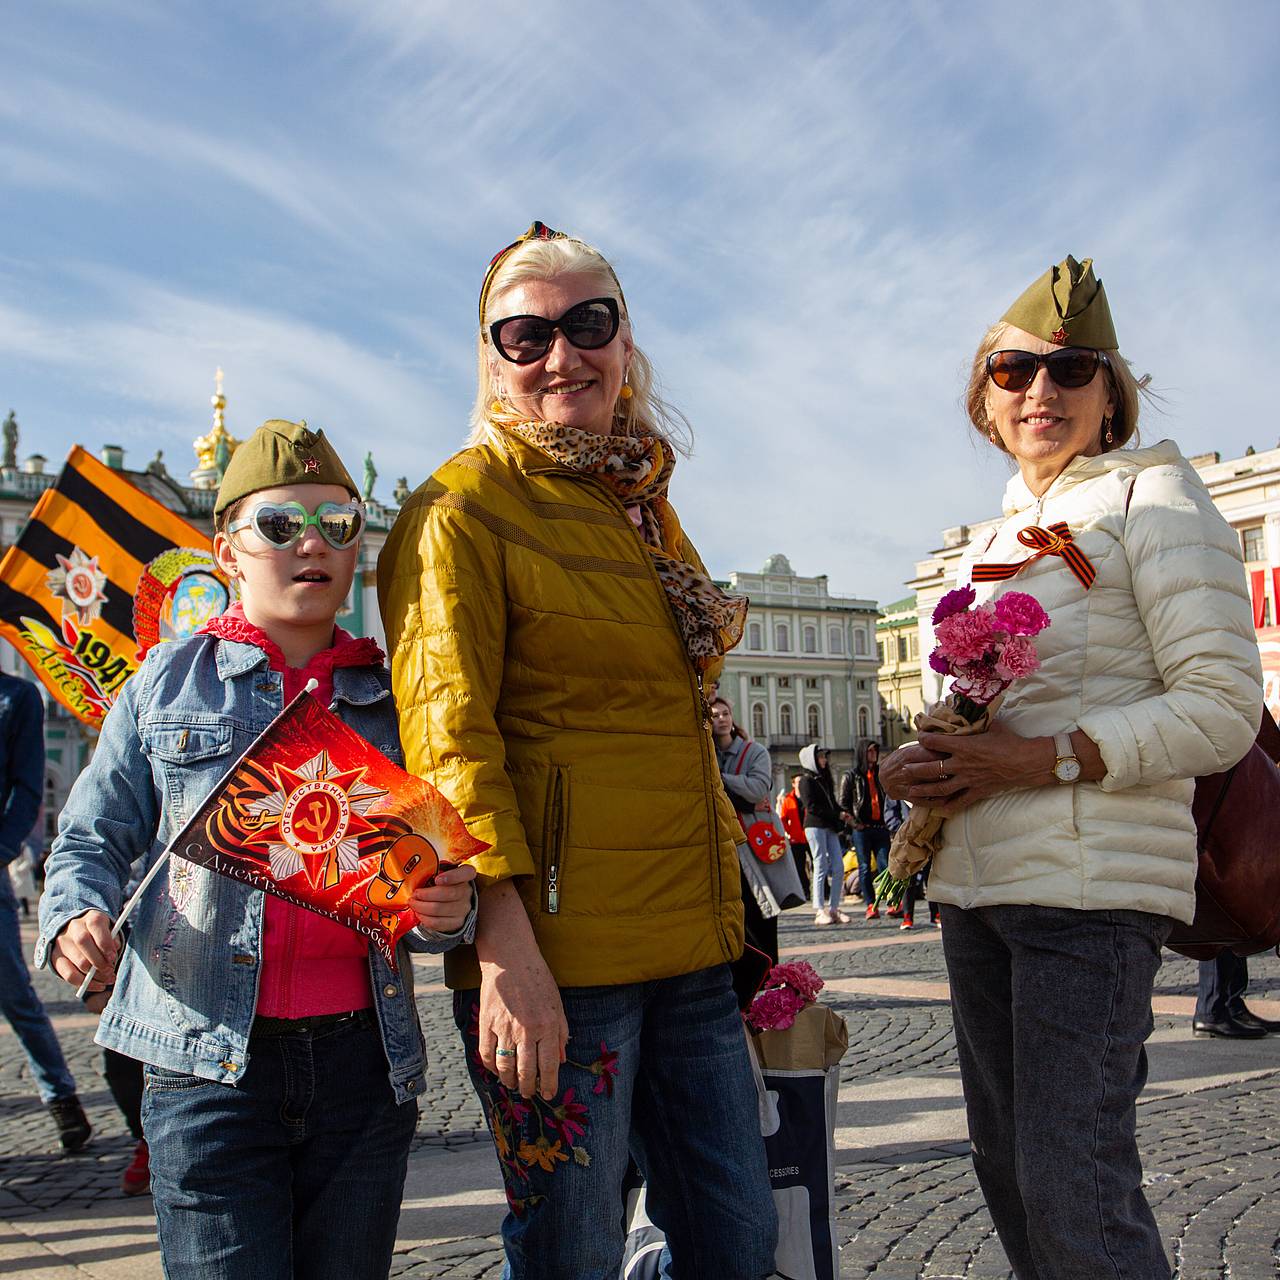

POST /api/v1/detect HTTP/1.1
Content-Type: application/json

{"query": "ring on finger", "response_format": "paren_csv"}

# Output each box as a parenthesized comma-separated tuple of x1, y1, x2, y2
(938, 759, 948, 781)
(495, 1047, 516, 1058)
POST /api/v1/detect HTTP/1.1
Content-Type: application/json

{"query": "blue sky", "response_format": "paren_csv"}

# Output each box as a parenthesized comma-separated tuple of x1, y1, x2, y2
(2, 1, 1277, 603)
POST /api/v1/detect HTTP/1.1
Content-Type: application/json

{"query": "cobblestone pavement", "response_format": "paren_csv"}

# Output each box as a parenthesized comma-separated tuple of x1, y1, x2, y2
(3, 911, 1278, 1277)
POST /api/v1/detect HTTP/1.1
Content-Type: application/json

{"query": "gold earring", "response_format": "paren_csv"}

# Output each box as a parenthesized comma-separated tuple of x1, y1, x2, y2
(490, 399, 504, 415)
(619, 384, 633, 401)
(1103, 416, 1115, 446)
(988, 429, 998, 444)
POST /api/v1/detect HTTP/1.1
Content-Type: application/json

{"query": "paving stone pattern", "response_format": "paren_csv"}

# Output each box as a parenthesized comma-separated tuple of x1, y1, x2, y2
(3, 914, 1277, 1278)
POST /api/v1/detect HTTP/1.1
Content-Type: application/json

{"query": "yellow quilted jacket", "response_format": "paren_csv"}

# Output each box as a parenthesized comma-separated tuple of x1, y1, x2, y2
(377, 431, 745, 989)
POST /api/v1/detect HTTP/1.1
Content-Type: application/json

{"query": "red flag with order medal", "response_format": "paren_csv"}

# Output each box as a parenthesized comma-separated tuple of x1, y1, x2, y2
(168, 688, 486, 962)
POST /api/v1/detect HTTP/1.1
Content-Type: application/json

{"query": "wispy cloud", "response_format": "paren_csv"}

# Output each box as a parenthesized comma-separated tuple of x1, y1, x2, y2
(1, 1, 1276, 601)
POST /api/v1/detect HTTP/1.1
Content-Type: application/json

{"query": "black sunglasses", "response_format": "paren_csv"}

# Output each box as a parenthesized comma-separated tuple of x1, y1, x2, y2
(986, 348, 1108, 393)
(487, 297, 620, 365)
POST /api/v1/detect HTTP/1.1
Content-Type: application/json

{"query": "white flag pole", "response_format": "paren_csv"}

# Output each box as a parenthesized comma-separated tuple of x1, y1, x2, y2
(74, 848, 174, 999)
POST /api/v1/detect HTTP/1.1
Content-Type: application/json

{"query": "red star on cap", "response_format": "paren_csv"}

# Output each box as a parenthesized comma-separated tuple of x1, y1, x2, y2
(304, 456, 320, 473)
(1050, 327, 1068, 346)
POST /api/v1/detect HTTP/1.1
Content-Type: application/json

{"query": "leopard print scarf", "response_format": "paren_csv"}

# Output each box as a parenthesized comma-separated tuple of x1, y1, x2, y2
(507, 421, 747, 674)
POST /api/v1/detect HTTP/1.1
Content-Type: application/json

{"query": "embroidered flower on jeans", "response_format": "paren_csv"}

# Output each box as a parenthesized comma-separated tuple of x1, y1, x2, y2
(547, 1087, 588, 1146)
(489, 1104, 512, 1162)
(518, 1137, 569, 1172)
(496, 1090, 531, 1128)
(505, 1187, 546, 1220)
(589, 1042, 620, 1096)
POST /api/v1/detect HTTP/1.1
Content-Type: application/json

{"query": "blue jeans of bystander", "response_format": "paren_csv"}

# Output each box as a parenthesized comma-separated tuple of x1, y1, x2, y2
(0, 872, 76, 1103)
(805, 827, 844, 914)
(142, 1012, 416, 1280)
(455, 963, 777, 1280)
(852, 824, 891, 904)
(940, 903, 1173, 1280)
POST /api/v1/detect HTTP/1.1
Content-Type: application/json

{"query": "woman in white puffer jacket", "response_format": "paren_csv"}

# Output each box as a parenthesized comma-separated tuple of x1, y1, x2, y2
(881, 256, 1262, 1280)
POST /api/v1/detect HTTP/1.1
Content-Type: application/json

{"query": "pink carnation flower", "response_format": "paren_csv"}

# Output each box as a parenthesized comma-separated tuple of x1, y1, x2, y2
(992, 591, 1050, 637)
(994, 633, 1040, 681)
(747, 986, 807, 1033)
(932, 586, 976, 624)
(950, 663, 1006, 706)
(929, 649, 952, 675)
(933, 606, 997, 665)
(767, 961, 825, 1002)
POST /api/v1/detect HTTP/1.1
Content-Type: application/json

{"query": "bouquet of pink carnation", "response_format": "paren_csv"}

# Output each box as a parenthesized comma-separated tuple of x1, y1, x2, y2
(875, 587, 1050, 907)
(745, 960, 825, 1033)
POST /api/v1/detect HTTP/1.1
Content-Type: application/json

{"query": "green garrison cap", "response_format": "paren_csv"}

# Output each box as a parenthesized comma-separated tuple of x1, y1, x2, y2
(214, 420, 358, 516)
(1002, 255, 1118, 349)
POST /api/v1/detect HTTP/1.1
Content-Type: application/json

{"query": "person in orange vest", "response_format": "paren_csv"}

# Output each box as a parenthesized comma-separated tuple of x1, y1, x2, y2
(776, 773, 810, 898)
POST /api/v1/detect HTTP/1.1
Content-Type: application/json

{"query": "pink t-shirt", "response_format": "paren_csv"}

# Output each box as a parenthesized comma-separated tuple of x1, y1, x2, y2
(202, 605, 383, 1018)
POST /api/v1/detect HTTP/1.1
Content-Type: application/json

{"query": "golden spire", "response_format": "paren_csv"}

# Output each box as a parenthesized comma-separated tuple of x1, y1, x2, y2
(193, 367, 241, 473)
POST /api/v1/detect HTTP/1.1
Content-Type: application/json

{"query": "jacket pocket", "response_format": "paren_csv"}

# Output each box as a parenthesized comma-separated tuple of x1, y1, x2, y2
(543, 766, 570, 915)
(146, 721, 234, 763)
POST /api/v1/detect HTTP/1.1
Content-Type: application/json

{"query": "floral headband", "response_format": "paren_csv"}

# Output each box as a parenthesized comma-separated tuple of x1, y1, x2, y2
(477, 220, 627, 326)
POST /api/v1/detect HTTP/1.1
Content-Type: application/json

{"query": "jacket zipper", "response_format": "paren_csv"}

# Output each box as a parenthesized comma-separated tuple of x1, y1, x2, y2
(542, 470, 729, 949)
(545, 768, 566, 914)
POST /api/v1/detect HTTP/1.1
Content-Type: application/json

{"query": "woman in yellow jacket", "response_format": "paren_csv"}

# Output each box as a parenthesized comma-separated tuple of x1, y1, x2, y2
(378, 222, 777, 1279)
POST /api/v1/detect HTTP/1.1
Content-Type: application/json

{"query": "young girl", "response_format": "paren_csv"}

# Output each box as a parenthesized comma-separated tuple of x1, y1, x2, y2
(37, 420, 476, 1280)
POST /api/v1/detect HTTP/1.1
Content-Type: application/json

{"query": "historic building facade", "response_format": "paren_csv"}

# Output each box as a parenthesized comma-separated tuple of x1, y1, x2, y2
(0, 378, 404, 847)
(718, 554, 881, 788)
(875, 594, 923, 750)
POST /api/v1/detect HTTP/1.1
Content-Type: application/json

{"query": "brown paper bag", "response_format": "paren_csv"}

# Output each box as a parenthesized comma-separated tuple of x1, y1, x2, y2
(886, 695, 999, 881)
(751, 1002, 849, 1071)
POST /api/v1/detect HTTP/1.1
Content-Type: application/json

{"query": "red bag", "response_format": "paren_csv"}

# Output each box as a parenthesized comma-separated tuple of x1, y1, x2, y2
(1165, 707, 1280, 959)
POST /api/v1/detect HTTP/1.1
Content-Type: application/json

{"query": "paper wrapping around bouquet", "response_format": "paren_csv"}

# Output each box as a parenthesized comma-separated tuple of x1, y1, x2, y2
(751, 1003, 849, 1072)
(886, 695, 999, 881)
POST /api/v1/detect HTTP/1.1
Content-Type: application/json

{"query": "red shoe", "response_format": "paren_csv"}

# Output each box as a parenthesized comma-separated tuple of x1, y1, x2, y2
(865, 905, 880, 920)
(887, 906, 904, 919)
(900, 918, 914, 931)
(121, 1139, 150, 1196)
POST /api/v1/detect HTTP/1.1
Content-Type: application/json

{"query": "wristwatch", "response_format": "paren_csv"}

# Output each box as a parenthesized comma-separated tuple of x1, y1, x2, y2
(1052, 732, 1081, 784)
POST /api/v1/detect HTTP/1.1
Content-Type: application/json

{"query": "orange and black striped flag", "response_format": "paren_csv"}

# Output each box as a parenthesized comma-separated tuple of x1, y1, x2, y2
(0, 447, 232, 726)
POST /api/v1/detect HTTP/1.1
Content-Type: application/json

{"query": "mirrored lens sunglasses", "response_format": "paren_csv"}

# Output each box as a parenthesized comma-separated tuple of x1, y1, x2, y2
(228, 500, 365, 550)
(987, 348, 1107, 392)
(487, 296, 620, 365)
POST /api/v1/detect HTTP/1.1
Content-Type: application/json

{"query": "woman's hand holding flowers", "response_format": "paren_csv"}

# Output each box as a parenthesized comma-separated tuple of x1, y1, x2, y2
(910, 721, 1055, 815)
(884, 723, 1106, 817)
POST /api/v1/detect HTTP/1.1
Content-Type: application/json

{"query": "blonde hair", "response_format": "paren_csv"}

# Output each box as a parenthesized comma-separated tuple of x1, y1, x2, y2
(467, 234, 691, 452)
(964, 321, 1149, 454)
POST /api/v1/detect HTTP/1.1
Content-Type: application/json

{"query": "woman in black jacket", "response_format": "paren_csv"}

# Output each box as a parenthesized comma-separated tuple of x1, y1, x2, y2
(797, 743, 847, 926)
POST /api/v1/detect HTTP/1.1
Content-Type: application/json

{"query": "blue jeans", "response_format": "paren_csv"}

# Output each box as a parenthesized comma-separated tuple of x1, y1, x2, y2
(852, 825, 891, 903)
(0, 871, 76, 1103)
(141, 1012, 417, 1280)
(941, 903, 1173, 1280)
(455, 964, 777, 1279)
(805, 827, 844, 913)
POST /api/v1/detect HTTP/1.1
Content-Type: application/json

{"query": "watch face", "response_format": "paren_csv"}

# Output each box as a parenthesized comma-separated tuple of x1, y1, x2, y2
(1055, 757, 1082, 783)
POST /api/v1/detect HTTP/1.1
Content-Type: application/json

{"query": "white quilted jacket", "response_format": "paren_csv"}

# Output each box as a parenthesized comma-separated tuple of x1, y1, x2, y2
(927, 440, 1263, 923)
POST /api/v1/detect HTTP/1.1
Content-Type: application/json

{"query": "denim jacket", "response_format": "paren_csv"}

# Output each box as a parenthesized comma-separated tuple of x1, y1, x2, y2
(37, 634, 475, 1104)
